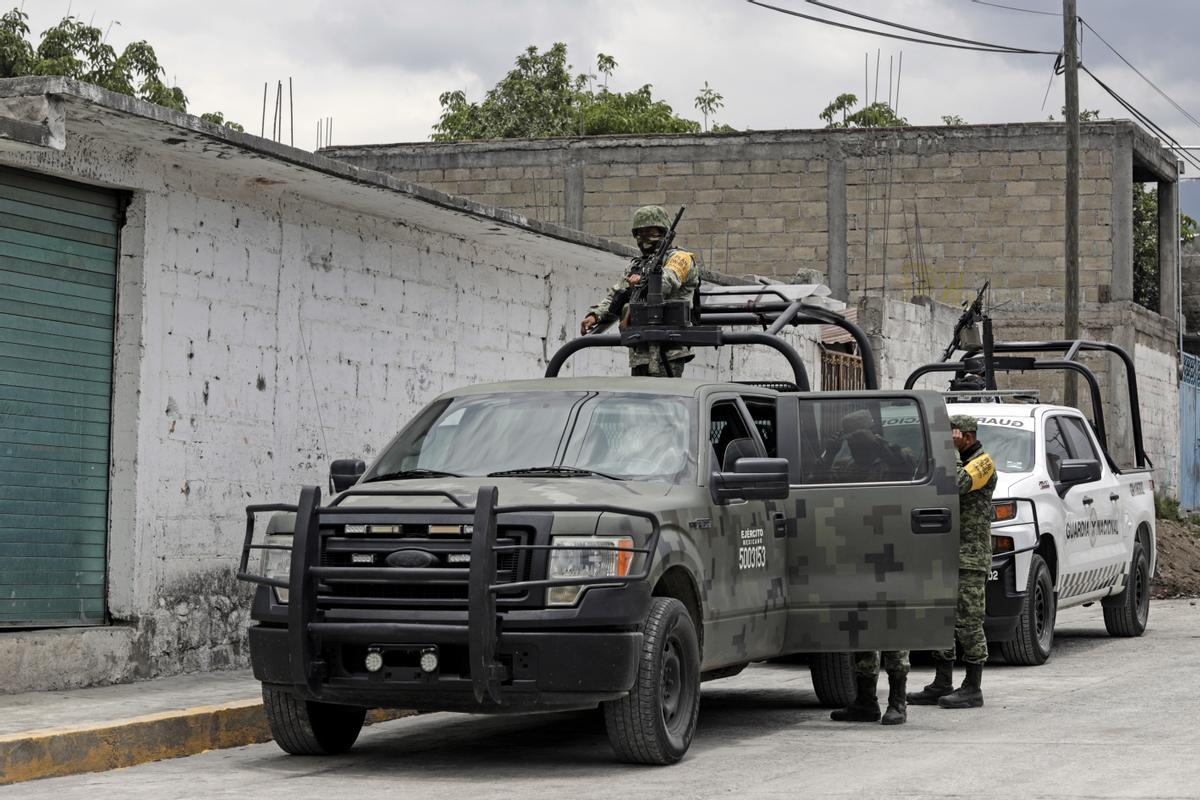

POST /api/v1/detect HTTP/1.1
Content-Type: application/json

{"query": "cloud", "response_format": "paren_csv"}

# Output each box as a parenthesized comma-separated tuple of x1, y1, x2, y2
(15, 0, 1200, 146)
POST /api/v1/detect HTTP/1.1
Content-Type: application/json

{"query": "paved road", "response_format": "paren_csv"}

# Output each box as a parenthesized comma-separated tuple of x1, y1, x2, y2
(7, 600, 1198, 800)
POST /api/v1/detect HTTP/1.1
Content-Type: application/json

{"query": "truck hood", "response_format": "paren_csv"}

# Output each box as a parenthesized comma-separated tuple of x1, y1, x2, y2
(992, 471, 1043, 498)
(335, 476, 677, 510)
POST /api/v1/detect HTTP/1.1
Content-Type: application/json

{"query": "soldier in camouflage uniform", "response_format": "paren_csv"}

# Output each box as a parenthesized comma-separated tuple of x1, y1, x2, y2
(829, 410, 913, 725)
(908, 413, 997, 709)
(579, 205, 700, 376)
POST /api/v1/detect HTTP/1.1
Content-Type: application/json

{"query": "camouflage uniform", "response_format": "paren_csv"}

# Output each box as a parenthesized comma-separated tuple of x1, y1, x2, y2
(588, 206, 700, 377)
(936, 415, 998, 666)
(853, 649, 909, 679)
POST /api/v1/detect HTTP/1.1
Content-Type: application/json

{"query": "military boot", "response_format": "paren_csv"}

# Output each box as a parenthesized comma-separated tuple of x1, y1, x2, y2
(937, 662, 984, 708)
(880, 672, 907, 725)
(906, 660, 953, 705)
(830, 673, 881, 722)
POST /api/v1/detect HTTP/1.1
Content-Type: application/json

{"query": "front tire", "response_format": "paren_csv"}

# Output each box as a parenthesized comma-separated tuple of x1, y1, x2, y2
(809, 652, 856, 708)
(1103, 541, 1150, 637)
(262, 684, 367, 755)
(1000, 554, 1056, 666)
(603, 597, 700, 765)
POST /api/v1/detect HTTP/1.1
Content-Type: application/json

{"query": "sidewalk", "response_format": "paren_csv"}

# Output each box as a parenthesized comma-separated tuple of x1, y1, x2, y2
(0, 670, 409, 786)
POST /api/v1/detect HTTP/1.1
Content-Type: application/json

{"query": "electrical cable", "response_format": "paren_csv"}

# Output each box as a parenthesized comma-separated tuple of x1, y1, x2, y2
(746, 0, 1056, 54)
(805, 0, 1056, 54)
(970, 0, 1060, 16)
(1081, 64, 1200, 174)
(1079, 17, 1200, 133)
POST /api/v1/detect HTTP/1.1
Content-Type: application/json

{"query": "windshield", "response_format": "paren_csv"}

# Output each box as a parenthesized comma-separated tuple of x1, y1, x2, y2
(978, 423, 1035, 473)
(365, 392, 696, 483)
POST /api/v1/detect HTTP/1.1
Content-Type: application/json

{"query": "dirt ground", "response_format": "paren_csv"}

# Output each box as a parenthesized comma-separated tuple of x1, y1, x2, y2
(1151, 517, 1200, 597)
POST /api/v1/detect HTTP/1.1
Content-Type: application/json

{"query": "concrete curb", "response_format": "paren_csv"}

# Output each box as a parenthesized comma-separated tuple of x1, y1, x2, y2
(0, 700, 412, 786)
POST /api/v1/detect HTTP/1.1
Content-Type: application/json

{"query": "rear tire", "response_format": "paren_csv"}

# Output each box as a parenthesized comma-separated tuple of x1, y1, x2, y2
(809, 652, 856, 708)
(262, 684, 367, 755)
(603, 597, 700, 765)
(1000, 554, 1056, 666)
(1103, 541, 1150, 637)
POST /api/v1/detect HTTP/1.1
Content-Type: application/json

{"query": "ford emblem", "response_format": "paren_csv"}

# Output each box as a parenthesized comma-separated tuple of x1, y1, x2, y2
(386, 549, 438, 568)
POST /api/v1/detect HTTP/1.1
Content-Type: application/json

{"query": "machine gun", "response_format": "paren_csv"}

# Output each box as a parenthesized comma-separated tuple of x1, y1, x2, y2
(941, 281, 996, 392)
(941, 280, 989, 361)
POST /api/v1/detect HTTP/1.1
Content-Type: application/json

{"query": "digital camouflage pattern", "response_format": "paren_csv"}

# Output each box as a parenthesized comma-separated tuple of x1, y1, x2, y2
(327, 377, 962, 671)
(935, 569, 987, 664)
(854, 649, 909, 678)
(631, 205, 672, 232)
(588, 248, 701, 375)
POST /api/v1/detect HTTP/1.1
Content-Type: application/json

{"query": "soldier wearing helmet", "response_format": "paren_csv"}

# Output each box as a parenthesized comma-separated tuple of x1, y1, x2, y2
(579, 205, 700, 376)
(909, 413, 996, 710)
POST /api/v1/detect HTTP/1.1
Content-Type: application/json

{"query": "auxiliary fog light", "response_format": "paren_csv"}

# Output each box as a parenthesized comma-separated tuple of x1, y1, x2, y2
(364, 648, 384, 673)
(419, 648, 439, 673)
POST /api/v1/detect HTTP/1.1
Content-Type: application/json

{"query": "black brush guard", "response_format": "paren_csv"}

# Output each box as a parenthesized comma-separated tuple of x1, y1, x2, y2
(238, 485, 661, 704)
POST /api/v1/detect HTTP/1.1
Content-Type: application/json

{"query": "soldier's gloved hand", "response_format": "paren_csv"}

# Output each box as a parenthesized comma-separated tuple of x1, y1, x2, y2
(580, 313, 598, 336)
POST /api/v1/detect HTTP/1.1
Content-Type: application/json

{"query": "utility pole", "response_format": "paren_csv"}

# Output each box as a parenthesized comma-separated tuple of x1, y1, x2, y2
(1063, 0, 1080, 406)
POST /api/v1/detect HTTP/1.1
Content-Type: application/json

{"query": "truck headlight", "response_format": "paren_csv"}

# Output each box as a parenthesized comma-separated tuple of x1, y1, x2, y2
(547, 536, 634, 606)
(992, 500, 1018, 521)
(261, 534, 293, 603)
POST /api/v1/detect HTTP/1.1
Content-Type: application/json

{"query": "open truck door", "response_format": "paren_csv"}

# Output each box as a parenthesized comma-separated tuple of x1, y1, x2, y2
(776, 390, 960, 654)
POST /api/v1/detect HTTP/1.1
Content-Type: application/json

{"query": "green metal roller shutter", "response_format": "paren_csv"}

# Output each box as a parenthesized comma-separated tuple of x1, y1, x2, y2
(0, 165, 120, 627)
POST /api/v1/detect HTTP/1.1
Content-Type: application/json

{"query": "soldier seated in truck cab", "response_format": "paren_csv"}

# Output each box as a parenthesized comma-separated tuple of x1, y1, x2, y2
(823, 409, 917, 484)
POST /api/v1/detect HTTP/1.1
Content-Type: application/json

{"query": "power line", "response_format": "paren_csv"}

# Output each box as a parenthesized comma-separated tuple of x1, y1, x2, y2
(1081, 64, 1200, 174)
(970, 0, 1060, 17)
(1079, 16, 1200, 133)
(746, 0, 1056, 54)
(806, 0, 1055, 54)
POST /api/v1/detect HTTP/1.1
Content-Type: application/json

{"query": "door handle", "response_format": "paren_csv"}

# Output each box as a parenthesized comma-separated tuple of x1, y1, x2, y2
(1082, 497, 1094, 506)
(770, 511, 788, 538)
(911, 507, 952, 534)
(1109, 493, 1121, 502)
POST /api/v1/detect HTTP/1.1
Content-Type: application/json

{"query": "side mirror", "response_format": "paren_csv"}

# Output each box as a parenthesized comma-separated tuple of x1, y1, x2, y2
(1058, 458, 1101, 487)
(330, 459, 366, 493)
(711, 457, 791, 504)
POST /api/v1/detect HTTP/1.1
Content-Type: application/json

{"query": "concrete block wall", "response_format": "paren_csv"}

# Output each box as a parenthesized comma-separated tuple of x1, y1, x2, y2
(844, 144, 1114, 305)
(858, 296, 960, 391)
(325, 121, 1176, 313)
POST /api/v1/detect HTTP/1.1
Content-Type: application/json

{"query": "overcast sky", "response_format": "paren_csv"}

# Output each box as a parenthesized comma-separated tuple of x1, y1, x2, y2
(18, 0, 1200, 152)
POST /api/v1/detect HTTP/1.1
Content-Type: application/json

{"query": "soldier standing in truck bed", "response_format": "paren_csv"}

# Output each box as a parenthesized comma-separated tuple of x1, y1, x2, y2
(579, 205, 700, 377)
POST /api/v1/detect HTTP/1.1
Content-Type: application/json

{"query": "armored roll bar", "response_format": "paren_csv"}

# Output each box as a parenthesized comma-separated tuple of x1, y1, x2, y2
(904, 340, 1148, 470)
(550, 282, 879, 390)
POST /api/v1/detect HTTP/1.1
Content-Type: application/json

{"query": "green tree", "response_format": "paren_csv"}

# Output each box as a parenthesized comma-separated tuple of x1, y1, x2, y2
(1132, 183, 1198, 311)
(941, 114, 967, 125)
(0, 7, 238, 125)
(694, 81, 723, 133)
(596, 52, 616, 90)
(819, 93, 908, 128)
(200, 111, 245, 133)
(432, 43, 700, 141)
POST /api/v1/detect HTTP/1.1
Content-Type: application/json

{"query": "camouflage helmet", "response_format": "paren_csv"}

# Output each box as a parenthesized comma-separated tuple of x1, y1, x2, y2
(949, 414, 979, 433)
(631, 205, 670, 233)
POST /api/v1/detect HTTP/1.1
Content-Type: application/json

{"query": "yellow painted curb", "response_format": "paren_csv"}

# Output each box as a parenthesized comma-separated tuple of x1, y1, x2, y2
(0, 700, 413, 786)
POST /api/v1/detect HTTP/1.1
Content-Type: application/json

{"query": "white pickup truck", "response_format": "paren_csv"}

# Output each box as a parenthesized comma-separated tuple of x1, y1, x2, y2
(941, 400, 1156, 665)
